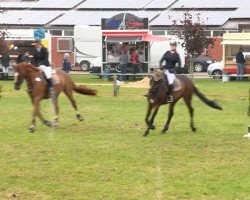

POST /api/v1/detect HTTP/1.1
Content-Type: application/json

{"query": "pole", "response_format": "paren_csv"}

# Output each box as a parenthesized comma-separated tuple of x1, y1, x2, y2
(113, 74, 119, 97)
(189, 55, 194, 79)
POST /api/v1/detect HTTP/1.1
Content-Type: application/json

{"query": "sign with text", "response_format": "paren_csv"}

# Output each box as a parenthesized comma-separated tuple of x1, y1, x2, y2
(102, 13, 148, 30)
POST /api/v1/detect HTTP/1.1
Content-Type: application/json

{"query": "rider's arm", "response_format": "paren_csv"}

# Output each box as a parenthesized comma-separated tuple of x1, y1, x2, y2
(42, 47, 49, 66)
(159, 53, 166, 69)
(177, 53, 181, 68)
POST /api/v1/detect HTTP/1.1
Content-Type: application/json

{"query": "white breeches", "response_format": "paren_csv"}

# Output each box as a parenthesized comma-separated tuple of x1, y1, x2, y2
(2, 67, 9, 73)
(164, 69, 175, 85)
(39, 65, 52, 79)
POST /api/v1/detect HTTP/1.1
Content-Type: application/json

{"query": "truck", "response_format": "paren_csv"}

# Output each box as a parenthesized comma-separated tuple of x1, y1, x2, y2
(74, 25, 102, 71)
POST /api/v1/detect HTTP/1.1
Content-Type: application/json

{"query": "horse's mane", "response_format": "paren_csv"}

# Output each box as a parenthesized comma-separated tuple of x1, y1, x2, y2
(16, 62, 41, 73)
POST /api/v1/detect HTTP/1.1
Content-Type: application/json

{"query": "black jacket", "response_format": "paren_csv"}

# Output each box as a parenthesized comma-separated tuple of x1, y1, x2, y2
(236, 51, 245, 64)
(32, 46, 49, 66)
(1, 53, 10, 67)
(62, 58, 71, 72)
(160, 51, 181, 73)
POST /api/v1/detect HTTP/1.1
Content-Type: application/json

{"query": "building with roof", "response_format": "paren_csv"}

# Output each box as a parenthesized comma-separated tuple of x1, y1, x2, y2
(1, 0, 250, 66)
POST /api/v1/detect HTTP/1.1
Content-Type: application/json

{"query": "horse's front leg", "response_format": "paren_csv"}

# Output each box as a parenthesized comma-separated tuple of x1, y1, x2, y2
(38, 112, 52, 128)
(28, 98, 41, 133)
(144, 106, 159, 137)
(162, 102, 175, 134)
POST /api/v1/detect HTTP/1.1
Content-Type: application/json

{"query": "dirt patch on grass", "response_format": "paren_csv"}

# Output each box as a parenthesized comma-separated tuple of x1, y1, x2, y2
(123, 77, 150, 88)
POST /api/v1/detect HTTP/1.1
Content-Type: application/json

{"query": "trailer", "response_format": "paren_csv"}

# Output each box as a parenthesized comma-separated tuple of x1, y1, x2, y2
(221, 33, 250, 75)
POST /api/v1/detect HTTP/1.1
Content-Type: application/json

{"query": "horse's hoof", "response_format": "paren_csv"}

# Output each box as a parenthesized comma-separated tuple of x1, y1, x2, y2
(28, 127, 35, 133)
(161, 129, 167, 134)
(53, 122, 59, 128)
(143, 130, 149, 137)
(44, 120, 52, 127)
(191, 126, 197, 132)
(76, 114, 84, 121)
(150, 125, 156, 130)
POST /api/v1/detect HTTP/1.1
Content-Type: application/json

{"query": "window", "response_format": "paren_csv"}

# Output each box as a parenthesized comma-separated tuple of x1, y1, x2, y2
(152, 30, 165, 36)
(213, 30, 226, 37)
(50, 30, 62, 36)
(204, 31, 212, 37)
(57, 38, 73, 52)
(64, 30, 74, 36)
(166, 30, 176, 36)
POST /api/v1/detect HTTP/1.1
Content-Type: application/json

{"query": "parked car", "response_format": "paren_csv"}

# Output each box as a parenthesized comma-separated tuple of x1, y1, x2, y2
(207, 61, 223, 79)
(193, 56, 214, 72)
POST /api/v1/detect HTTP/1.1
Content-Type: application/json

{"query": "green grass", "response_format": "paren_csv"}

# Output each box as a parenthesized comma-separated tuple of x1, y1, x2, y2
(0, 75, 249, 200)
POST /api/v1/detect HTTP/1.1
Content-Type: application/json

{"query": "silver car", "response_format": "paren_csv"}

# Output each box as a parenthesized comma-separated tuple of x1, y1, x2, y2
(207, 61, 223, 79)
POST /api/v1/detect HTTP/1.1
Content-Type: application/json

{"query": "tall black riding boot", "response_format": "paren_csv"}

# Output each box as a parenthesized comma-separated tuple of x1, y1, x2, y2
(46, 78, 53, 94)
(166, 84, 174, 103)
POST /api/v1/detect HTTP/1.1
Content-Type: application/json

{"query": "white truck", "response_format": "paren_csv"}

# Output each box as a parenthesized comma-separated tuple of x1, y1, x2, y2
(149, 36, 186, 71)
(74, 25, 102, 71)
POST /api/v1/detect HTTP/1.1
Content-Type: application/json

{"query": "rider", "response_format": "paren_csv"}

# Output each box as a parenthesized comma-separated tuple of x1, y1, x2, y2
(159, 41, 181, 102)
(32, 38, 53, 94)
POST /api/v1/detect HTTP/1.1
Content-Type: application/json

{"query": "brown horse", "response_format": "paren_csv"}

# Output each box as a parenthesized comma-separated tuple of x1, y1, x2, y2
(14, 63, 97, 132)
(144, 70, 222, 137)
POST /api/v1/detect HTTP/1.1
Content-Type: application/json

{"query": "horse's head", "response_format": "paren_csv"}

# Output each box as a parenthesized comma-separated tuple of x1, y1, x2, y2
(13, 63, 25, 90)
(145, 69, 166, 104)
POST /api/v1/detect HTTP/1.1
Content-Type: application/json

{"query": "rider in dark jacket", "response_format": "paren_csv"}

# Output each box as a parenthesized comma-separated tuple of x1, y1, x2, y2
(159, 41, 181, 102)
(32, 39, 52, 94)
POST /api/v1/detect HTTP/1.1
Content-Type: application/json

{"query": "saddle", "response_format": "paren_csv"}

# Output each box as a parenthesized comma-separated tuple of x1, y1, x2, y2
(153, 69, 182, 92)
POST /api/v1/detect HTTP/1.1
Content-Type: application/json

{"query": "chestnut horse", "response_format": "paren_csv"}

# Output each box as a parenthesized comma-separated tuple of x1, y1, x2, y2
(144, 70, 222, 137)
(14, 63, 97, 132)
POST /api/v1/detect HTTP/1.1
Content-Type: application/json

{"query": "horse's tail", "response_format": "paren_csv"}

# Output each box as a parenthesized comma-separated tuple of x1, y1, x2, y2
(73, 84, 97, 96)
(193, 86, 222, 110)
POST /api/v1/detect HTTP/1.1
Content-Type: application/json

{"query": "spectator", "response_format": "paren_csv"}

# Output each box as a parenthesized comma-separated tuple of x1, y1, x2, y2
(130, 48, 140, 79)
(62, 53, 71, 73)
(119, 50, 129, 83)
(1, 51, 10, 80)
(236, 47, 245, 82)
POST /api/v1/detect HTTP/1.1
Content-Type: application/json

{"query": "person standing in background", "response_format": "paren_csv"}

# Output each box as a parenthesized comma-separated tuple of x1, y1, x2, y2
(1, 51, 10, 80)
(236, 47, 245, 82)
(62, 53, 71, 73)
(119, 49, 129, 83)
(130, 48, 139, 80)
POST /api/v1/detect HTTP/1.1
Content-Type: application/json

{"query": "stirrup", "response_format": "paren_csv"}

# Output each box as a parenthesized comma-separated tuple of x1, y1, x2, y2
(48, 87, 53, 94)
(166, 95, 173, 103)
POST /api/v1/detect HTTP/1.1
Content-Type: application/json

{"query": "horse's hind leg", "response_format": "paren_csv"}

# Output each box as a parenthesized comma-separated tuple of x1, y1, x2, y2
(52, 92, 60, 127)
(184, 96, 196, 132)
(63, 89, 83, 121)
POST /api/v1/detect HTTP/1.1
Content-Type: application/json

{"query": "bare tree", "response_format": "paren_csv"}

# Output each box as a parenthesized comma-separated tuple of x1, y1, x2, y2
(171, 12, 214, 77)
(0, 30, 8, 54)
(172, 12, 214, 57)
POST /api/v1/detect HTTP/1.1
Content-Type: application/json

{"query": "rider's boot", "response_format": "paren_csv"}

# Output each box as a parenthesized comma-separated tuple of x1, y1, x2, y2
(46, 78, 53, 94)
(166, 84, 173, 103)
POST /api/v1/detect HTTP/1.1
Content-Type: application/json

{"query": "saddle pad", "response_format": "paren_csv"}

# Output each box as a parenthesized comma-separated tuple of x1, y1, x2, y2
(173, 78, 182, 91)
(52, 73, 60, 85)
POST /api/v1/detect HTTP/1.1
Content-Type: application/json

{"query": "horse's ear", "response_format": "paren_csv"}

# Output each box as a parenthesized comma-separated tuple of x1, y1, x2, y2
(143, 94, 148, 97)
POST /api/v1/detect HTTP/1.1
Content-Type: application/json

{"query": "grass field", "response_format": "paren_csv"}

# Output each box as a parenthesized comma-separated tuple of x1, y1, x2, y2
(0, 75, 249, 200)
